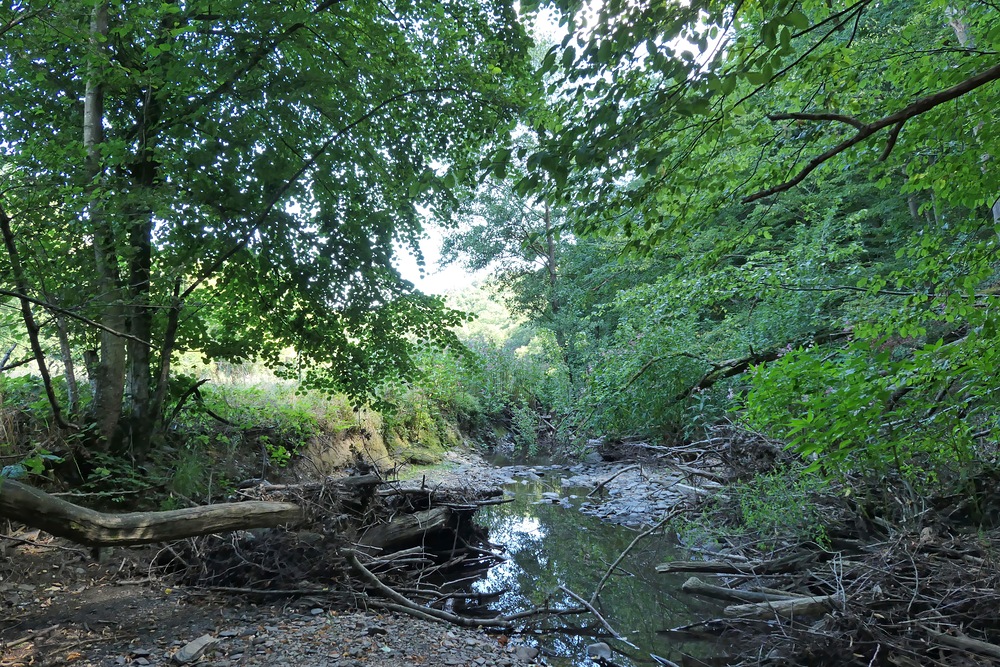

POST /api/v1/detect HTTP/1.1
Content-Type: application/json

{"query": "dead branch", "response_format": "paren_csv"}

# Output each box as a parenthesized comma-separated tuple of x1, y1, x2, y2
(656, 552, 820, 575)
(587, 465, 642, 497)
(592, 507, 686, 605)
(560, 585, 638, 649)
(0, 479, 303, 546)
(924, 627, 1000, 660)
(675, 329, 852, 400)
(724, 592, 844, 619)
(681, 576, 805, 604)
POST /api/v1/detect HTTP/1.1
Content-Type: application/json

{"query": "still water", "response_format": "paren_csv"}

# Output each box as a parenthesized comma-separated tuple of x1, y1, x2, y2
(471, 475, 728, 666)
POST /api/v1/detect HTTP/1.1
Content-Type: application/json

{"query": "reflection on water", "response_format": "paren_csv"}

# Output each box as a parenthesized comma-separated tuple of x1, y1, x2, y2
(472, 476, 727, 666)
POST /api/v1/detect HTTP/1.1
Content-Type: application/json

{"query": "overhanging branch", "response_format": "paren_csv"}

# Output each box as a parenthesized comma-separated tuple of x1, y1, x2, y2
(745, 63, 1000, 203)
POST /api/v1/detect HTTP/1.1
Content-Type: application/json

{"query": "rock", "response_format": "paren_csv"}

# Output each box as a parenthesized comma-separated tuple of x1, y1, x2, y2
(513, 645, 540, 661)
(173, 635, 218, 664)
(587, 642, 612, 660)
(218, 629, 241, 638)
(310, 608, 325, 615)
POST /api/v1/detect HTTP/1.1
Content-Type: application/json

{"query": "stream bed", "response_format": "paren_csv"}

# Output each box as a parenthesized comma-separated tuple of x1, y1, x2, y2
(467, 470, 730, 666)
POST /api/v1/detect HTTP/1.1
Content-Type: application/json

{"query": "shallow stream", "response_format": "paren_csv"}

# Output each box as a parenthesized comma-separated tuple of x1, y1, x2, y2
(469, 470, 728, 666)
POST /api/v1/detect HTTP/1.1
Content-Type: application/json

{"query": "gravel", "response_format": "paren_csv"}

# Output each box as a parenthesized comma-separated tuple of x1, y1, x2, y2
(94, 609, 534, 667)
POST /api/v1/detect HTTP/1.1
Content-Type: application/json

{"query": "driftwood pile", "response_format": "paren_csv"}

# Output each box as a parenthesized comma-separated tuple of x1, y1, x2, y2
(611, 424, 1000, 666)
(663, 531, 1000, 666)
(156, 473, 587, 629)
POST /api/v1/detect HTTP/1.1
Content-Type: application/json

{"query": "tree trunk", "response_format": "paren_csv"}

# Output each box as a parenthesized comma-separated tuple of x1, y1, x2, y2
(55, 315, 80, 416)
(0, 207, 70, 429)
(123, 213, 154, 458)
(544, 201, 559, 317)
(0, 479, 303, 547)
(85, 2, 127, 451)
(946, 6, 998, 223)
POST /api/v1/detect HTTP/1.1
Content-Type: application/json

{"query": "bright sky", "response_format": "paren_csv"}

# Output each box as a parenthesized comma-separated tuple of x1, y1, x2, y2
(393, 6, 562, 296)
(394, 229, 484, 295)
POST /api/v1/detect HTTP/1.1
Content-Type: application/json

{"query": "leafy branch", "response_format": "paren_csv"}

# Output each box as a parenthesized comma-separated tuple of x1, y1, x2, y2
(744, 63, 1000, 203)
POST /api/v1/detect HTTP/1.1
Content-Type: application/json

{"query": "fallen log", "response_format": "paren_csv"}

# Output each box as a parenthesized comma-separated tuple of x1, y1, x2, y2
(657, 553, 816, 575)
(924, 627, 1000, 660)
(724, 593, 843, 619)
(358, 507, 452, 551)
(0, 479, 303, 547)
(681, 577, 805, 604)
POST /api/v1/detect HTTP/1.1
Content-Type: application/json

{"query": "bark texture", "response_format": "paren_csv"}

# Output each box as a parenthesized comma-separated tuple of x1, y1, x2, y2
(0, 479, 303, 547)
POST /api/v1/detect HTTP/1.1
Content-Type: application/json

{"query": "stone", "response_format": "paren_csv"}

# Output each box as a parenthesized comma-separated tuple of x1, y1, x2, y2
(172, 635, 218, 664)
(512, 645, 539, 661)
(586, 642, 612, 660)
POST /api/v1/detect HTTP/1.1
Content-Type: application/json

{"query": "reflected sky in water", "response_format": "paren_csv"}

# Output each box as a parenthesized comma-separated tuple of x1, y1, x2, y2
(469, 476, 728, 666)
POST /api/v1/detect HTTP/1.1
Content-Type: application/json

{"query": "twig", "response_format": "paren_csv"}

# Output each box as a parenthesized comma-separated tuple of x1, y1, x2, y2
(588, 465, 642, 498)
(559, 585, 639, 649)
(3, 624, 60, 649)
(592, 507, 686, 605)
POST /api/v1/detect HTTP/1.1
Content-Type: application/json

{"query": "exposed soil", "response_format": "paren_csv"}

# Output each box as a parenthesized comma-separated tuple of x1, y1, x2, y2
(0, 536, 530, 667)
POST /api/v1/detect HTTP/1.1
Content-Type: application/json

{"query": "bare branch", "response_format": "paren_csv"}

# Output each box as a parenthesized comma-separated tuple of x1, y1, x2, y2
(879, 120, 906, 161)
(745, 63, 1000, 203)
(768, 112, 865, 130)
(0, 288, 150, 346)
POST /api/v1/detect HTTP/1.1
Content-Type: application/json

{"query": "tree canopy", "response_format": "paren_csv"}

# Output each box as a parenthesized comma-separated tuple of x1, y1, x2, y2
(0, 0, 532, 454)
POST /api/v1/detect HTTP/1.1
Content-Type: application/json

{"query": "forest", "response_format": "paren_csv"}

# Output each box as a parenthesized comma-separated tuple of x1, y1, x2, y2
(1, 0, 999, 666)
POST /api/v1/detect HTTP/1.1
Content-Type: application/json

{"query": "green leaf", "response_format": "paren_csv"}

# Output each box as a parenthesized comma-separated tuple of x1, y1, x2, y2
(784, 9, 810, 30)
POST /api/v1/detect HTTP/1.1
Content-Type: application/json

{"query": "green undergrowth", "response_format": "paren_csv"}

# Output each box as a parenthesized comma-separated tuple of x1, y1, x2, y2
(0, 365, 481, 507)
(674, 465, 833, 553)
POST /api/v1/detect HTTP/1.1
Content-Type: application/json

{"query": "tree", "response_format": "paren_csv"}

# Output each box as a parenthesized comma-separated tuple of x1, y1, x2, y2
(479, 0, 1000, 474)
(444, 175, 569, 346)
(0, 1, 532, 457)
